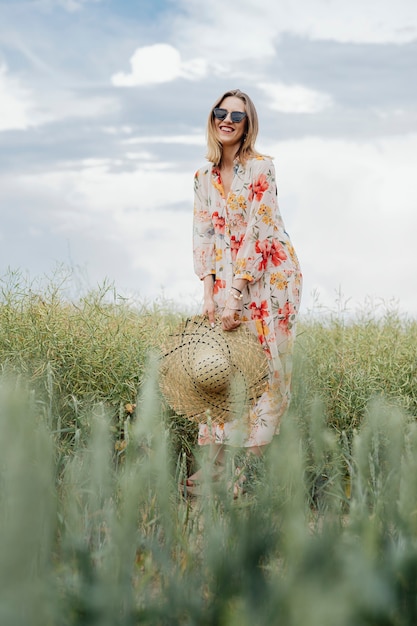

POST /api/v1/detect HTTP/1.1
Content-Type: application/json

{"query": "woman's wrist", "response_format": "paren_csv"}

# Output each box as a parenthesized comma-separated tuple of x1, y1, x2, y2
(229, 288, 243, 301)
(225, 297, 243, 311)
(230, 278, 248, 296)
(202, 274, 215, 297)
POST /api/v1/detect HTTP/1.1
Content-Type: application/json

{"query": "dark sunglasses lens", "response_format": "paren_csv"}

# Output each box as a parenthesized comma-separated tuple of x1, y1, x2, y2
(213, 108, 227, 120)
(231, 111, 246, 123)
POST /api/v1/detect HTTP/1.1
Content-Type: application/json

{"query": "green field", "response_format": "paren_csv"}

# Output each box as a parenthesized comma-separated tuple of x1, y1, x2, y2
(1, 270, 417, 625)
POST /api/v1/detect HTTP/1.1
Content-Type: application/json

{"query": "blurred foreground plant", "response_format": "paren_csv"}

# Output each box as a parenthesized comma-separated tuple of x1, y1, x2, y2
(2, 359, 417, 625)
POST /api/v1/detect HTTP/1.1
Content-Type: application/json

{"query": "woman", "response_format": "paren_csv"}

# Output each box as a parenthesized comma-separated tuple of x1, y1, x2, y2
(190, 89, 302, 489)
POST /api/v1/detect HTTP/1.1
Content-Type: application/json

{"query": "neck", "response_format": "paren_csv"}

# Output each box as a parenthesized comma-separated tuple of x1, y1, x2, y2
(220, 145, 239, 169)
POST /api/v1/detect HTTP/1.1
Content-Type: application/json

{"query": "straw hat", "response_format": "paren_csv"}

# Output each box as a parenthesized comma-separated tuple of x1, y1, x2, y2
(159, 315, 269, 424)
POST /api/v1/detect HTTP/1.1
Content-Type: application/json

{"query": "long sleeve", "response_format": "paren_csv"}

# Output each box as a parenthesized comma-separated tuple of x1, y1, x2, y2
(233, 159, 288, 283)
(193, 167, 216, 280)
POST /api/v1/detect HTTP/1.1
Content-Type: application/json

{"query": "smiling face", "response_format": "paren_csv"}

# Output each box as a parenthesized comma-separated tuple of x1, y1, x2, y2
(214, 95, 247, 150)
(206, 89, 259, 166)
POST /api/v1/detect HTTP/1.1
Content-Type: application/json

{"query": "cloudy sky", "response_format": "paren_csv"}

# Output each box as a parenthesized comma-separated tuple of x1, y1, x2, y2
(1, 0, 416, 317)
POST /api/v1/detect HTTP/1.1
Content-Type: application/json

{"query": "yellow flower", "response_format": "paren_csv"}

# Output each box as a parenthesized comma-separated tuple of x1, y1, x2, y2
(237, 195, 247, 210)
(258, 204, 273, 225)
(286, 242, 298, 264)
(234, 258, 247, 272)
(270, 272, 288, 290)
(228, 193, 240, 211)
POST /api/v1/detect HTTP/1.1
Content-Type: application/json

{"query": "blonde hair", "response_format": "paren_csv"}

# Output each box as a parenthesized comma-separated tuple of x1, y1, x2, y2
(205, 89, 264, 166)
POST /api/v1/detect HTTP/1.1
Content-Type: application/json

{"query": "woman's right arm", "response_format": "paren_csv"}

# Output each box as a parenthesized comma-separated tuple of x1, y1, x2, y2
(193, 168, 216, 326)
(193, 169, 215, 278)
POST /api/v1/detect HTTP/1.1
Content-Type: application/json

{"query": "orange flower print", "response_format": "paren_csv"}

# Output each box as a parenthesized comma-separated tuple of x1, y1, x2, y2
(249, 301, 270, 346)
(212, 169, 225, 198)
(271, 239, 287, 267)
(230, 234, 244, 260)
(253, 319, 266, 346)
(278, 301, 296, 334)
(229, 213, 247, 230)
(248, 174, 269, 202)
(213, 278, 226, 294)
(212, 211, 225, 234)
(194, 209, 211, 222)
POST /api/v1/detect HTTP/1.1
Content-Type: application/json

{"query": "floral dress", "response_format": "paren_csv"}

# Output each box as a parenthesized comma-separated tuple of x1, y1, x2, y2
(193, 156, 302, 448)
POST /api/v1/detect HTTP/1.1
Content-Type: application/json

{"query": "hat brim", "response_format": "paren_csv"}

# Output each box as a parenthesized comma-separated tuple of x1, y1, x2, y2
(159, 316, 269, 424)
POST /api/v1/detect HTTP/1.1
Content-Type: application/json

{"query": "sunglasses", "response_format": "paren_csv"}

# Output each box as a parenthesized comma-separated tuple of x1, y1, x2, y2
(213, 107, 247, 123)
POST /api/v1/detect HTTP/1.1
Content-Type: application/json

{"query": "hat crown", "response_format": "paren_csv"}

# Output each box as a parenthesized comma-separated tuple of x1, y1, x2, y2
(191, 344, 231, 392)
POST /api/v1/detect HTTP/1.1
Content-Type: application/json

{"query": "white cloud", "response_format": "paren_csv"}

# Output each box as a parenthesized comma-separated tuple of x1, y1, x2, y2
(172, 3, 277, 62)
(111, 43, 208, 87)
(123, 134, 205, 147)
(2, 0, 416, 318)
(17, 160, 192, 214)
(34, 0, 102, 12)
(0, 64, 33, 131)
(173, 0, 417, 64)
(260, 133, 417, 314)
(0, 63, 118, 132)
(258, 82, 334, 114)
(275, 0, 417, 44)
(0, 157, 199, 305)
(5, 132, 417, 315)
(40, 91, 119, 122)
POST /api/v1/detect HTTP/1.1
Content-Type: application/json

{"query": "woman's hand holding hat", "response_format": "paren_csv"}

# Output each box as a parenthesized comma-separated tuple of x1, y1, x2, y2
(222, 297, 243, 331)
(222, 280, 246, 331)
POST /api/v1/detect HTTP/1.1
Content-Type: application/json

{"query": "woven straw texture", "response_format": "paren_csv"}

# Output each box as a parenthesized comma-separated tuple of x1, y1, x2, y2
(159, 316, 269, 424)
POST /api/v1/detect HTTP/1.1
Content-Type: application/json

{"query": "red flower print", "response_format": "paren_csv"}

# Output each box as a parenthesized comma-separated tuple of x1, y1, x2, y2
(248, 174, 269, 202)
(278, 301, 296, 334)
(255, 238, 287, 271)
(230, 234, 244, 261)
(249, 300, 269, 320)
(270, 239, 287, 267)
(213, 278, 226, 294)
(212, 211, 225, 234)
(255, 239, 271, 271)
